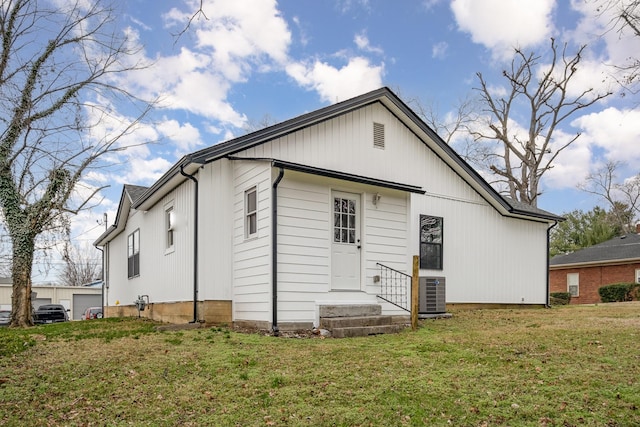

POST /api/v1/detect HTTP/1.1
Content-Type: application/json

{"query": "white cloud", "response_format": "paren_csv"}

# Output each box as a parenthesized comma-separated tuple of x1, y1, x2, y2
(422, 0, 443, 12)
(543, 129, 594, 190)
(451, 0, 556, 60)
(572, 107, 640, 164)
(286, 57, 384, 103)
(119, 156, 174, 185)
(432, 41, 448, 59)
(165, 0, 291, 74)
(117, 0, 294, 130)
(354, 32, 384, 55)
(156, 119, 203, 154)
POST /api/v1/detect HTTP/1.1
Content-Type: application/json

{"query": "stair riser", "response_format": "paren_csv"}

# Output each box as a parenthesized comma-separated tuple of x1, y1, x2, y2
(319, 304, 381, 318)
(320, 315, 393, 329)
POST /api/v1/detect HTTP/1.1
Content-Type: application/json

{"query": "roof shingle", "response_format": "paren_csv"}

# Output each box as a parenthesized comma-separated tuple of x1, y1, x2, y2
(550, 233, 640, 266)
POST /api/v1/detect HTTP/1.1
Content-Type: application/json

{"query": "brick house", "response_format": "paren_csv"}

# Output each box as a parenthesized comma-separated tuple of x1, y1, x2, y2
(549, 231, 640, 304)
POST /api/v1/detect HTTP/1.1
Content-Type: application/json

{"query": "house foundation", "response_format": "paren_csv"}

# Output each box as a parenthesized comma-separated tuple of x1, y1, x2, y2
(104, 300, 232, 324)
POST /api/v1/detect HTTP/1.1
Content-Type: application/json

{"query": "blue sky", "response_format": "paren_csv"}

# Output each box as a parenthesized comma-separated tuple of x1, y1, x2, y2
(33, 0, 640, 283)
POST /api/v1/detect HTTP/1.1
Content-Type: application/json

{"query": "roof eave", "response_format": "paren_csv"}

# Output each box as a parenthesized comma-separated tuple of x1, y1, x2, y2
(550, 257, 640, 269)
(375, 93, 563, 223)
(133, 158, 203, 212)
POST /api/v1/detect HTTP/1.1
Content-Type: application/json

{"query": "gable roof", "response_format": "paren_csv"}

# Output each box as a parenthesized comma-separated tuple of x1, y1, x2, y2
(94, 184, 149, 246)
(126, 87, 560, 223)
(550, 233, 640, 267)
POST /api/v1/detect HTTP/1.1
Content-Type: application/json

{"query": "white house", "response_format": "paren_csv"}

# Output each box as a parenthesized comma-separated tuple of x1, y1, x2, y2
(94, 87, 561, 332)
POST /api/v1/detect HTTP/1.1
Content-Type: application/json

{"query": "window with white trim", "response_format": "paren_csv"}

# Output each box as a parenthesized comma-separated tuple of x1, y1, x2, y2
(567, 273, 579, 297)
(635, 269, 640, 284)
(245, 187, 257, 238)
(165, 206, 174, 250)
(127, 229, 140, 278)
(419, 215, 443, 270)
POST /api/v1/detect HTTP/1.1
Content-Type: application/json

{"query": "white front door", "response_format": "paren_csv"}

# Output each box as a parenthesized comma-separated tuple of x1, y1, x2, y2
(331, 191, 361, 290)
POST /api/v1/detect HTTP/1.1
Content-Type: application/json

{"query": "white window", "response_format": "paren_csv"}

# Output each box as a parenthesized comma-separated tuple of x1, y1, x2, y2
(165, 206, 175, 250)
(127, 229, 140, 278)
(636, 269, 640, 284)
(245, 187, 257, 238)
(567, 273, 579, 297)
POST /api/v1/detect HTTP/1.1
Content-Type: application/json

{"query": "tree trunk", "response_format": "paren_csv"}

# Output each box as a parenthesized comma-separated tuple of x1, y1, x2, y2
(10, 233, 35, 327)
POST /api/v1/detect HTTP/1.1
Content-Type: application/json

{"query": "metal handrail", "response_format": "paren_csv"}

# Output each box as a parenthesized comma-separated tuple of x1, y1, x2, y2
(375, 262, 410, 312)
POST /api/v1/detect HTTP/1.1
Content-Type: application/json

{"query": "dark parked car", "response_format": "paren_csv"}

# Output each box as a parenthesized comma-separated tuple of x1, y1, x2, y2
(33, 304, 69, 324)
(0, 310, 10, 326)
(83, 306, 103, 320)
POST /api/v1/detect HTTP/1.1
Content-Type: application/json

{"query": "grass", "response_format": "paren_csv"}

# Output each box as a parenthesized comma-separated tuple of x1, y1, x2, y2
(0, 303, 639, 426)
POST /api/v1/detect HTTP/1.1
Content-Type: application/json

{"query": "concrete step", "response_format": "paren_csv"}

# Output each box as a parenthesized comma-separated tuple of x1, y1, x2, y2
(320, 314, 393, 329)
(331, 324, 406, 338)
(319, 304, 381, 318)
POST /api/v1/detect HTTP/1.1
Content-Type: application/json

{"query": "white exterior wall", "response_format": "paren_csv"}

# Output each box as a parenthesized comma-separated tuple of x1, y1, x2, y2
(106, 183, 195, 308)
(232, 160, 272, 322)
(410, 195, 549, 304)
(271, 172, 409, 324)
(235, 101, 550, 313)
(198, 159, 234, 301)
(105, 97, 551, 324)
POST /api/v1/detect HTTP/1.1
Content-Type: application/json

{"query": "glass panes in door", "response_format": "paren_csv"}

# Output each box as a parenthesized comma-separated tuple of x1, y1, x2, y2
(333, 197, 356, 244)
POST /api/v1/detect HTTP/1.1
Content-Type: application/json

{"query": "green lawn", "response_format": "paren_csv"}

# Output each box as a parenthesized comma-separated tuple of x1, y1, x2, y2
(1, 303, 639, 426)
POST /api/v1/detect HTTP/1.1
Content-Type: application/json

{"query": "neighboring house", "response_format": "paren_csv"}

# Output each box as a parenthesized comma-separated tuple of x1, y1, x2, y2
(94, 87, 562, 331)
(0, 284, 102, 320)
(550, 230, 640, 304)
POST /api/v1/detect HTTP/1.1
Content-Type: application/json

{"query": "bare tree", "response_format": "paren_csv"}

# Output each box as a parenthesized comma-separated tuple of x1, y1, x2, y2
(402, 93, 503, 175)
(473, 39, 612, 207)
(596, 0, 640, 95)
(579, 161, 639, 231)
(60, 241, 102, 287)
(406, 95, 477, 144)
(0, 0, 153, 326)
(242, 113, 278, 134)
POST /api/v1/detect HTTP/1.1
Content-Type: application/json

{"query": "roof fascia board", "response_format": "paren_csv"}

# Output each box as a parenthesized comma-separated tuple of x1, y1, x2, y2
(94, 188, 131, 246)
(550, 258, 640, 269)
(190, 89, 389, 165)
(228, 156, 425, 194)
(133, 159, 202, 211)
(375, 95, 562, 223)
(119, 86, 559, 224)
(376, 94, 515, 211)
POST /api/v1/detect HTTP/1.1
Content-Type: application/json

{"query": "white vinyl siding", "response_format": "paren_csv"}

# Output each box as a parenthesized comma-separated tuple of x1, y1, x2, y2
(237, 102, 549, 307)
(197, 159, 234, 302)
(106, 182, 196, 307)
(266, 171, 410, 323)
(232, 161, 271, 322)
(105, 97, 553, 324)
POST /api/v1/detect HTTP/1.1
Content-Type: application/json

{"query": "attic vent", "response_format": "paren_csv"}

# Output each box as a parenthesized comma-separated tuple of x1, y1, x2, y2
(373, 122, 385, 149)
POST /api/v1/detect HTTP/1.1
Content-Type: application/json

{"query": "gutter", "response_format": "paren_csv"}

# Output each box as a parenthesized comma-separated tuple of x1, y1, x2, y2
(180, 164, 200, 323)
(546, 221, 559, 308)
(271, 167, 285, 336)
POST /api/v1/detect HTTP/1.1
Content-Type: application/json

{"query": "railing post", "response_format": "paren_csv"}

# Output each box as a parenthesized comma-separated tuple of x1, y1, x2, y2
(411, 255, 419, 330)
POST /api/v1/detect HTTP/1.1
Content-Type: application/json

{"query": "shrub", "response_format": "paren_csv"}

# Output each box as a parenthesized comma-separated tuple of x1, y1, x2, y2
(598, 283, 640, 303)
(549, 292, 572, 305)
